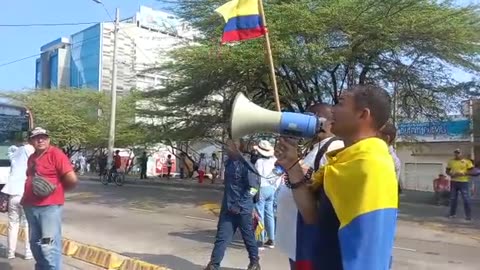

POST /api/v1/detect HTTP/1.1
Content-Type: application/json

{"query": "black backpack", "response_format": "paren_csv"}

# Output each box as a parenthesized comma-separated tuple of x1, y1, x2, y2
(313, 137, 342, 171)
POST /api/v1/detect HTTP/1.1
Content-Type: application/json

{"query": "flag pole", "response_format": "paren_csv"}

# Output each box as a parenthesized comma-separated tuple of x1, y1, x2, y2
(258, 0, 281, 112)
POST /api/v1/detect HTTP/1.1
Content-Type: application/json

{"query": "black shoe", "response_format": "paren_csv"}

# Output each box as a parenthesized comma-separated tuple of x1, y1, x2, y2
(247, 261, 261, 270)
(264, 240, 275, 249)
(204, 262, 217, 270)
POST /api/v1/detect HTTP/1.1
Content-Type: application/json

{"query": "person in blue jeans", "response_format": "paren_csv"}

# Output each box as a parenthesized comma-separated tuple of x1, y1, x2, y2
(21, 127, 78, 270)
(205, 139, 261, 270)
(254, 140, 281, 249)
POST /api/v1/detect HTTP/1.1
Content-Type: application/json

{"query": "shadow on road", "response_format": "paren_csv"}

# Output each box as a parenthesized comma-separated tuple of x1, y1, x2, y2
(169, 229, 248, 250)
(122, 253, 242, 270)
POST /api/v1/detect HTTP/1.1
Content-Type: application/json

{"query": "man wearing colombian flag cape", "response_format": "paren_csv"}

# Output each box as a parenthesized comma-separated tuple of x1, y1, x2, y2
(275, 85, 398, 270)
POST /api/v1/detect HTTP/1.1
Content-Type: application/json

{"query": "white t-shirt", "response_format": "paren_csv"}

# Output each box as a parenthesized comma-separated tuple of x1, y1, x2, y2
(275, 137, 344, 260)
(255, 156, 282, 188)
(2, 144, 34, 196)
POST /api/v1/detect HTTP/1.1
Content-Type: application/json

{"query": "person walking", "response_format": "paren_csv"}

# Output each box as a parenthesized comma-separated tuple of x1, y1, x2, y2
(209, 153, 220, 184)
(254, 140, 281, 250)
(446, 149, 474, 220)
(198, 153, 207, 184)
(21, 127, 78, 269)
(140, 152, 148, 179)
(2, 139, 34, 260)
(166, 154, 173, 178)
(78, 153, 86, 176)
(205, 139, 260, 270)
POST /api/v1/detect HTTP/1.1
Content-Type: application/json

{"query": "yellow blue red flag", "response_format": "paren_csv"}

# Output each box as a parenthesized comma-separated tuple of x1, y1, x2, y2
(215, 0, 266, 43)
(310, 137, 398, 269)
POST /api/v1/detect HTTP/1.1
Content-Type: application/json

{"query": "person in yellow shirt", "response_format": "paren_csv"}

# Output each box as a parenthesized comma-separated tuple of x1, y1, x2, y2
(446, 149, 473, 220)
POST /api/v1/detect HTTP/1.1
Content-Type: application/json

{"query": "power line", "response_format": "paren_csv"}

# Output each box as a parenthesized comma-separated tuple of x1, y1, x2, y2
(0, 22, 107, 27)
(0, 32, 111, 68)
(0, 54, 40, 68)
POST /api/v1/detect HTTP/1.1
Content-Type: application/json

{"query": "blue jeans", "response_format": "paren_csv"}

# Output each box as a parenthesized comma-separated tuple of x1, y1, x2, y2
(449, 181, 472, 218)
(24, 205, 63, 270)
(210, 211, 259, 269)
(255, 186, 276, 242)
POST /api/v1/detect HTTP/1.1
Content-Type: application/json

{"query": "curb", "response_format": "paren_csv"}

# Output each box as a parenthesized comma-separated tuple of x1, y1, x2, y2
(0, 223, 171, 270)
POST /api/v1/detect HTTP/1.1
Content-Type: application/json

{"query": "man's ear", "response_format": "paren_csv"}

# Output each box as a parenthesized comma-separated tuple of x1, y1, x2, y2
(359, 108, 371, 121)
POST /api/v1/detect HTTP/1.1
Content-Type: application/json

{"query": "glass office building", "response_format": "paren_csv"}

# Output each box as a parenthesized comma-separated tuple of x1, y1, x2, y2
(35, 6, 197, 93)
(69, 24, 101, 90)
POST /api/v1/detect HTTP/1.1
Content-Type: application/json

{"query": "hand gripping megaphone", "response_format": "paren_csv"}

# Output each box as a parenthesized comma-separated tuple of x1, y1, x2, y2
(230, 92, 325, 139)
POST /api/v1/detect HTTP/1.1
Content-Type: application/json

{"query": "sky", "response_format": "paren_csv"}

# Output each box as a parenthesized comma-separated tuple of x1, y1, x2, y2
(0, 0, 477, 91)
(0, 0, 169, 91)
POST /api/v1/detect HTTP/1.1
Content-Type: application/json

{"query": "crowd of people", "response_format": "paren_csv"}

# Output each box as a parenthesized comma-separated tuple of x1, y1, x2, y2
(1, 85, 478, 270)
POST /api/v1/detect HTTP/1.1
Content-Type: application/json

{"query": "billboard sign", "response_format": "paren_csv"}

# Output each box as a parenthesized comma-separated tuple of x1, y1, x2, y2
(398, 119, 470, 142)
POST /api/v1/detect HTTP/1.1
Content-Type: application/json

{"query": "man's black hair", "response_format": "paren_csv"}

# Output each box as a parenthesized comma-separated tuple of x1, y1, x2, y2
(351, 84, 391, 130)
(306, 103, 333, 121)
(380, 121, 397, 144)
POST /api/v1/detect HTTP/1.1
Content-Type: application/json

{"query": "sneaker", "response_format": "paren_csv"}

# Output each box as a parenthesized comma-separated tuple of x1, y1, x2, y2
(24, 251, 33, 260)
(264, 240, 275, 249)
(7, 252, 15, 259)
(247, 260, 261, 270)
(448, 215, 456, 219)
(204, 262, 217, 270)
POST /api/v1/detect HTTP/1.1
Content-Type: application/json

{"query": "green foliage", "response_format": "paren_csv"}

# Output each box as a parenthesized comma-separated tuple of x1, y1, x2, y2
(148, 0, 480, 140)
(2, 89, 151, 154)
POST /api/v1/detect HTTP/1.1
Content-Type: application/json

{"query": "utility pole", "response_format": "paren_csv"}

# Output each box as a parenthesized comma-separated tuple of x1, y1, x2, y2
(107, 8, 120, 168)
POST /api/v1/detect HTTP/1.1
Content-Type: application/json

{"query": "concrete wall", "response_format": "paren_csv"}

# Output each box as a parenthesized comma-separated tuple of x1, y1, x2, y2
(397, 142, 472, 191)
(57, 47, 70, 88)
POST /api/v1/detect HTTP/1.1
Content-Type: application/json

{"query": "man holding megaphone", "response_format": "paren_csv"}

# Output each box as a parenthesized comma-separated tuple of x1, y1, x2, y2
(274, 85, 398, 270)
(275, 103, 344, 270)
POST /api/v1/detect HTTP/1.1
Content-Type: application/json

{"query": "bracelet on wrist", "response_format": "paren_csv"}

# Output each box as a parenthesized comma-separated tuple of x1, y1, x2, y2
(285, 167, 314, 189)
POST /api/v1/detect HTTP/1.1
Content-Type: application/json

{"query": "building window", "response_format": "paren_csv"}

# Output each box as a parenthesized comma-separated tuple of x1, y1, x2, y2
(50, 53, 59, 89)
(35, 59, 41, 89)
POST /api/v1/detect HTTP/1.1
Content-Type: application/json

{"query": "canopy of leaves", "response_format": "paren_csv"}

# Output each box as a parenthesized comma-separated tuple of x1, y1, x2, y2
(2, 89, 151, 155)
(146, 0, 480, 141)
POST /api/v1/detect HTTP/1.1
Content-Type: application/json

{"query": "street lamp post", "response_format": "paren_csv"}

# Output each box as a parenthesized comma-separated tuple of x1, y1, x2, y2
(107, 8, 120, 168)
(92, 0, 119, 168)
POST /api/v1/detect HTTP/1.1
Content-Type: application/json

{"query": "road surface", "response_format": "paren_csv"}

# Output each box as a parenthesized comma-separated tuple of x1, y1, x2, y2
(0, 235, 101, 270)
(0, 177, 479, 269)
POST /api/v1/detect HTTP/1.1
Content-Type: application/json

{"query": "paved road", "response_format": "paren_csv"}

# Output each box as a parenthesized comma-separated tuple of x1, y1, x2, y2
(0, 177, 479, 269)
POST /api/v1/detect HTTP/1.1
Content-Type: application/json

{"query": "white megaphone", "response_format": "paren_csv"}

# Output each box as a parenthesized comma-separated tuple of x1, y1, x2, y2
(230, 92, 325, 139)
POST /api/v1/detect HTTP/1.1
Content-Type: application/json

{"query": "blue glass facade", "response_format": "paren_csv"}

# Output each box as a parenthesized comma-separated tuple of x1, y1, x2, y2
(50, 52, 58, 88)
(70, 24, 101, 90)
(35, 59, 41, 88)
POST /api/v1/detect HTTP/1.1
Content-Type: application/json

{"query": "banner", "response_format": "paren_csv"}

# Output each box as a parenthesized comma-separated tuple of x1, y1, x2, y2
(398, 119, 470, 142)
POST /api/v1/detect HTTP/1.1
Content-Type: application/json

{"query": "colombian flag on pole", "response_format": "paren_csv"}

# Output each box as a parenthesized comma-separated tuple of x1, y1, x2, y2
(311, 138, 398, 269)
(215, 0, 266, 43)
